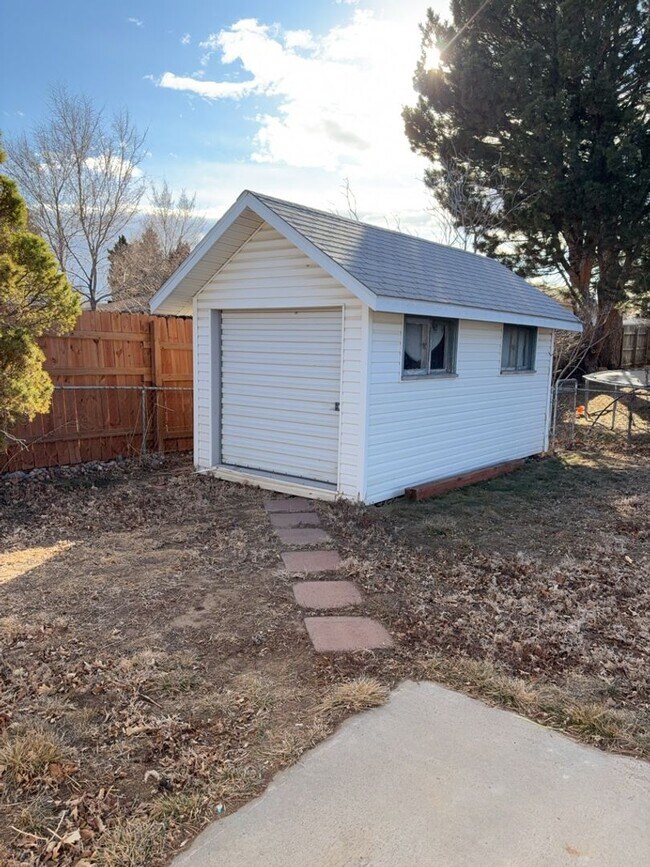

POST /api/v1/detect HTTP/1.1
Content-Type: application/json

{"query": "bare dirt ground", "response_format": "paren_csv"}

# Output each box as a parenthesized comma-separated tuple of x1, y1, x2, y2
(1, 447, 648, 865)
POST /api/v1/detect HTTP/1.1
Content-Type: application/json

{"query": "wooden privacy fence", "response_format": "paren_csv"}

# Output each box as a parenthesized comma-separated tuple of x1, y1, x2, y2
(2, 310, 193, 472)
(621, 320, 649, 369)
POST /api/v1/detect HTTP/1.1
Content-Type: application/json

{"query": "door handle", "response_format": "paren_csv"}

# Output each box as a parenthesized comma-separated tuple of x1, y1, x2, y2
(334, 402, 340, 412)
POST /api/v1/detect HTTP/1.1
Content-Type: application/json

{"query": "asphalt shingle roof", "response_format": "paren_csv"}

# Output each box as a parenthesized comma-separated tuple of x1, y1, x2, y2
(253, 192, 578, 326)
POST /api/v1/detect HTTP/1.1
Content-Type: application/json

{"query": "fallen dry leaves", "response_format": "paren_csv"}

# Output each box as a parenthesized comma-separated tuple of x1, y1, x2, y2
(0, 448, 648, 864)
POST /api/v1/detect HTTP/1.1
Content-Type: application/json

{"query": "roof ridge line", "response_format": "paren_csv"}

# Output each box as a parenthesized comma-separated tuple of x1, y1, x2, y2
(245, 189, 502, 267)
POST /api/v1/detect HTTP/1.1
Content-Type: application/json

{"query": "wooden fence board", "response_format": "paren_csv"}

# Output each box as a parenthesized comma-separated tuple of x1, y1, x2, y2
(621, 322, 650, 368)
(3, 310, 193, 472)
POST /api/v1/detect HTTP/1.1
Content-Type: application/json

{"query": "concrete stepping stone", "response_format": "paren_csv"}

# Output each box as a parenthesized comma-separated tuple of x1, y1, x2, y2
(304, 616, 394, 652)
(293, 581, 362, 610)
(276, 528, 331, 546)
(268, 511, 321, 529)
(264, 497, 315, 513)
(281, 550, 342, 575)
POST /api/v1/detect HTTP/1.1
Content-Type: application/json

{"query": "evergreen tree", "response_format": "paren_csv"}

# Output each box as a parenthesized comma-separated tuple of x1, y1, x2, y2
(0, 147, 80, 447)
(404, 0, 650, 368)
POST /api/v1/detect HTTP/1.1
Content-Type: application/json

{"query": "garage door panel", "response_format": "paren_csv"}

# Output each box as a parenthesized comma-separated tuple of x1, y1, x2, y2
(221, 309, 341, 484)
(222, 410, 337, 427)
(222, 436, 338, 463)
(222, 425, 341, 450)
(222, 364, 341, 380)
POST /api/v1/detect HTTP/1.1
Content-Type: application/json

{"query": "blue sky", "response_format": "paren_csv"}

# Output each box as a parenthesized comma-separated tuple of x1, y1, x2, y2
(2, 0, 450, 235)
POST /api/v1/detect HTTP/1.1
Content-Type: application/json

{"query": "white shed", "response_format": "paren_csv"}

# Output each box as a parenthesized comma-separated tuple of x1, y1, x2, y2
(151, 191, 581, 504)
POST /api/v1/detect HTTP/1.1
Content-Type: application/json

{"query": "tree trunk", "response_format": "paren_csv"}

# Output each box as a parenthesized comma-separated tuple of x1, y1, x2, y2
(598, 307, 623, 370)
(584, 307, 623, 372)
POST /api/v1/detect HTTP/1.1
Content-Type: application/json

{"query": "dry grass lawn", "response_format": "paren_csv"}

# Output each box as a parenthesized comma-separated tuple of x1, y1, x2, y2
(0, 447, 648, 864)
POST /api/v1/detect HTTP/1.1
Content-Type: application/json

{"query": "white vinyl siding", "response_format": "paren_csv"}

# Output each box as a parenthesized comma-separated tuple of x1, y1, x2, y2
(193, 223, 364, 497)
(365, 314, 552, 504)
(221, 309, 342, 483)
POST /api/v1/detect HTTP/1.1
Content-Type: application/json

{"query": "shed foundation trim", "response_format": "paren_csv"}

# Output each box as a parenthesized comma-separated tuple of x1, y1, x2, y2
(405, 458, 527, 501)
(203, 465, 340, 502)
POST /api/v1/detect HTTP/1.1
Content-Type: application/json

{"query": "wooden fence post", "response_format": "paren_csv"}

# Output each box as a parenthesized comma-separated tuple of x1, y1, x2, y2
(150, 316, 165, 453)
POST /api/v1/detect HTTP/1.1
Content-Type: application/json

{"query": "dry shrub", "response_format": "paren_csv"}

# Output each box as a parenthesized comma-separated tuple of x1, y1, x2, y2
(420, 655, 646, 756)
(95, 817, 165, 867)
(214, 671, 291, 721)
(9, 796, 56, 837)
(0, 725, 73, 789)
(0, 615, 25, 643)
(117, 649, 165, 673)
(0, 613, 69, 644)
(149, 791, 206, 826)
(260, 719, 330, 766)
(421, 656, 536, 711)
(319, 677, 389, 715)
(535, 688, 638, 746)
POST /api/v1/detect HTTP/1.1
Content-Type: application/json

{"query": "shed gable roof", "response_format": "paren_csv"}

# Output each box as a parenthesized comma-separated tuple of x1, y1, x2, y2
(151, 190, 581, 331)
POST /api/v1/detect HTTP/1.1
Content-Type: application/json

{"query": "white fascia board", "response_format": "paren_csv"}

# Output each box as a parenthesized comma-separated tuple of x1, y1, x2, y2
(150, 191, 378, 314)
(373, 295, 583, 332)
(150, 194, 253, 314)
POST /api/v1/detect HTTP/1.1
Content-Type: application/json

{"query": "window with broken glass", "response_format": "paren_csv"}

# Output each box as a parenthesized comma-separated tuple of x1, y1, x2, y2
(402, 316, 458, 376)
(500, 324, 537, 372)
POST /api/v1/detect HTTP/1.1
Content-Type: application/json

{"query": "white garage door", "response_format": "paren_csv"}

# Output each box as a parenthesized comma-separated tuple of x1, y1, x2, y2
(221, 309, 342, 484)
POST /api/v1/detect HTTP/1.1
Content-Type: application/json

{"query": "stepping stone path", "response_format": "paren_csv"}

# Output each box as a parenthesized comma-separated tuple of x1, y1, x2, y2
(293, 581, 362, 610)
(304, 616, 394, 653)
(282, 549, 342, 574)
(263, 496, 394, 653)
(276, 527, 331, 546)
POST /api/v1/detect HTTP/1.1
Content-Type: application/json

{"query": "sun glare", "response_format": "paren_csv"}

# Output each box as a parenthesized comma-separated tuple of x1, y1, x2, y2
(424, 45, 442, 69)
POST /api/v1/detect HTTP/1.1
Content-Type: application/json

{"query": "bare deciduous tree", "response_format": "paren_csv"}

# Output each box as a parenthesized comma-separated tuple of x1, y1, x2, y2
(107, 226, 190, 311)
(553, 310, 611, 382)
(147, 180, 205, 257)
(340, 177, 359, 221)
(105, 181, 204, 311)
(429, 152, 540, 254)
(5, 86, 147, 308)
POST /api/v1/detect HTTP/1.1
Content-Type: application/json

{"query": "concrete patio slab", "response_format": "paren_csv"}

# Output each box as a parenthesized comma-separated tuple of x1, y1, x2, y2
(276, 528, 331, 546)
(281, 550, 342, 574)
(172, 681, 650, 867)
(304, 615, 393, 652)
(264, 497, 316, 513)
(293, 580, 362, 609)
(268, 511, 321, 528)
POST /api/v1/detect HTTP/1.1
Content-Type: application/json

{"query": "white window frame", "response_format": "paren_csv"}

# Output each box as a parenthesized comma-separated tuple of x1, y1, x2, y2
(402, 315, 458, 378)
(501, 324, 537, 373)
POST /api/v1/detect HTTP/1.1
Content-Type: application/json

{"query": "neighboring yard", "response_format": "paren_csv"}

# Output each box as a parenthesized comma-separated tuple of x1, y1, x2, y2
(1, 447, 648, 865)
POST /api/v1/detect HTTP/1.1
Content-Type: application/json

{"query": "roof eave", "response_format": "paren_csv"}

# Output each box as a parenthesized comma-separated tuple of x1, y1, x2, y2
(150, 192, 255, 315)
(150, 191, 378, 315)
(373, 295, 583, 331)
(151, 189, 583, 333)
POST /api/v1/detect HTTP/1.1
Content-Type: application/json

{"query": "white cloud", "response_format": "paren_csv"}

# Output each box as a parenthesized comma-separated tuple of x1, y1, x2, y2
(283, 29, 315, 50)
(159, 11, 420, 172)
(85, 155, 144, 178)
(180, 33, 191, 45)
(127, 17, 143, 27)
(159, 72, 256, 100)
(154, 2, 452, 235)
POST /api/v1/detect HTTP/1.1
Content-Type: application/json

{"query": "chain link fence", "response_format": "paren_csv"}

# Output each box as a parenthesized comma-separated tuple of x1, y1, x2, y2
(552, 378, 650, 451)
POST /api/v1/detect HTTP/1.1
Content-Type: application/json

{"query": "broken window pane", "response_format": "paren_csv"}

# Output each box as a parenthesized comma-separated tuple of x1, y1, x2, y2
(404, 321, 425, 370)
(429, 322, 446, 370)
